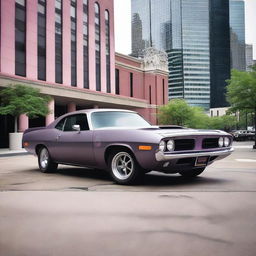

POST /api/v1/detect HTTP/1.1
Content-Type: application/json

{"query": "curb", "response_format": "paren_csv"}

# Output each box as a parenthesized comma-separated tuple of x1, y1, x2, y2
(0, 152, 31, 158)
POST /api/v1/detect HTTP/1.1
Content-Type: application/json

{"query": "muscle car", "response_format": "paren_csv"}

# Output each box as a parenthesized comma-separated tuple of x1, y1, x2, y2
(22, 109, 234, 185)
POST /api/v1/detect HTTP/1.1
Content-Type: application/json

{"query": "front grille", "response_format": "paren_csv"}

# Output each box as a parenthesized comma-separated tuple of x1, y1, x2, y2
(174, 139, 195, 151)
(202, 138, 219, 149)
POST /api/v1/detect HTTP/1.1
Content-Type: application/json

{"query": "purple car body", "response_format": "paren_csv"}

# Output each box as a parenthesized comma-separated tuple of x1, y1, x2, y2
(23, 109, 234, 184)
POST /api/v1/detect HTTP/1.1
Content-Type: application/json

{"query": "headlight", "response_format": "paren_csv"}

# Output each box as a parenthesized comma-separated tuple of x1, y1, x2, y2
(167, 139, 175, 151)
(224, 137, 230, 147)
(218, 137, 224, 147)
(159, 140, 166, 152)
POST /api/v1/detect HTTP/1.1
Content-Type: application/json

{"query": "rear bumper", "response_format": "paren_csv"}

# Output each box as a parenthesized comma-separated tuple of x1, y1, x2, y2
(155, 147, 234, 161)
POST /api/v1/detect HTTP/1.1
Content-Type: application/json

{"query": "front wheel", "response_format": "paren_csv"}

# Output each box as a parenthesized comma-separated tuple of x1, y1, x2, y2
(179, 167, 205, 178)
(38, 147, 58, 173)
(108, 150, 144, 185)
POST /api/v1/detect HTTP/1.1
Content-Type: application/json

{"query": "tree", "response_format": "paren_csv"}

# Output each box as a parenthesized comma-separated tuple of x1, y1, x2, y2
(158, 99, 193, 126)
(226, 65, 256, 148)
(158, 99, 236, 131)
(0, 84, 51, 132)
(186, 106, 210, 129)
(209, 115, 236, 131)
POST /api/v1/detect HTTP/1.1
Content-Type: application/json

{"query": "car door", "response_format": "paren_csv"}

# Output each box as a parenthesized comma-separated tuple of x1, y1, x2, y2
(52, 114, 95, 166)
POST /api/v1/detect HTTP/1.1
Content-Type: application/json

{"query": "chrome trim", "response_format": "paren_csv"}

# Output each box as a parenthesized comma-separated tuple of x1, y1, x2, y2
(155, 147, 234, 161)
(158, 131, 230, 138)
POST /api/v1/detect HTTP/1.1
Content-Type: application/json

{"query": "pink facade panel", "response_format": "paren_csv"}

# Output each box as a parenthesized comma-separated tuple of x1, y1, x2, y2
(0, 0, 15, 74)
(62, 0, 71, 85)
(46, 99, 55, 126)
(99, 2, 106, 93)
(26, 0, 38, 79)
(46, 0, 55, 83)
(133, 71, 144, 99)
(19, 114, 29, 132)
(107, 1, 116, 94)
(76, 0, 84, 89)
(67, 102, 76, 112)
(118, 67, 130, 97)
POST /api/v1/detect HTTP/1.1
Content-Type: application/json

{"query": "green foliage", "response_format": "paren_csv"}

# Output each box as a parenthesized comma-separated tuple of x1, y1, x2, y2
(186, 107, 210, 129)
(226, 65, 256, 148)
(158, 99, 193, 126)
(226, 65, 256, 112)
(158, 99, 236, 131)
(0, 84, 51, 118)
(209, 115, 236, 131)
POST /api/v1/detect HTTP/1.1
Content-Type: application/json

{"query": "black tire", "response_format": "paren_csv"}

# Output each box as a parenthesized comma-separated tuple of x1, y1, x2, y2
(179, 167, 205, 178)
(107, 149, 144, 185)
(38, 147, 58, 173)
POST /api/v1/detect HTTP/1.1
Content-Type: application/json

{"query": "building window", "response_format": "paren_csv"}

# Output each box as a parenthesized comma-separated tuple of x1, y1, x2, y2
(130, 73, 133, 97)
(149, 85, 152, 104)
(95, 2, 101, 91)
(38, 0, 46, 81)
(71, 0, 77, 86)
(83, 0, 89, 88)
(55, 0, 62, 84)
(162, 79, 165, 104)
(115, 69, 120, 95)
(15, 0, 26, 77)
(105, 10, 111, 93)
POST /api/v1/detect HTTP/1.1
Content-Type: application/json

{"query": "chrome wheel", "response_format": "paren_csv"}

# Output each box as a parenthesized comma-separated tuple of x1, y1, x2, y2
(40, 148, 49, 169)
(111, 152, 134, 180)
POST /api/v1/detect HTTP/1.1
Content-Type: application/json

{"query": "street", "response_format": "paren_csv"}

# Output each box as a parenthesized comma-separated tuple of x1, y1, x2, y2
(0, 141, 256, 256)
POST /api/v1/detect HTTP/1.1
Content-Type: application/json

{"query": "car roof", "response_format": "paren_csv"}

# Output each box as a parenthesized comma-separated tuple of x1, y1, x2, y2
(71, 108, 135, 114)
(48, 108, 137, 128)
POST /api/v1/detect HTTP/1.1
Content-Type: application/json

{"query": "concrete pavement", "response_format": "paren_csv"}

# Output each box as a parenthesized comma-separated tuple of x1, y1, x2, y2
(0, 141, 256, 256)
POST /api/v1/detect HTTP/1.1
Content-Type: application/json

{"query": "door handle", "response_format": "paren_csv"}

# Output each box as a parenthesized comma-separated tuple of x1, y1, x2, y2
(56, 134, 61, 141)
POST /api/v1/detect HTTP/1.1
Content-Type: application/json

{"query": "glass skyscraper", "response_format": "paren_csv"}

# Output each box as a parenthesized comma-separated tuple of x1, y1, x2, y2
(229, 0, 246, 71)
(131, 0, 230, 109)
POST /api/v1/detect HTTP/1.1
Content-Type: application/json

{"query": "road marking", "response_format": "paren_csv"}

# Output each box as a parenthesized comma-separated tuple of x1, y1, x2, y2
(235, 159, 256, 163)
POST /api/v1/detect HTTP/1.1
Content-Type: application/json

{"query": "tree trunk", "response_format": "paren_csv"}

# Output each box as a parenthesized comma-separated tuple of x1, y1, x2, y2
(14, 116, 18, 133)
(253, 107, 256, 149)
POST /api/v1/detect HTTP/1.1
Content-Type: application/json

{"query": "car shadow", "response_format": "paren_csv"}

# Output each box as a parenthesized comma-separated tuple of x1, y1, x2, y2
(143, 172, 229, 187)
(57, 167, 111, 181)
(24, 167, 230, 187)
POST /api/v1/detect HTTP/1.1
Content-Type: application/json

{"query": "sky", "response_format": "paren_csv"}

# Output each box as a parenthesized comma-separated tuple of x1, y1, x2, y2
(114, 0, 256, 59)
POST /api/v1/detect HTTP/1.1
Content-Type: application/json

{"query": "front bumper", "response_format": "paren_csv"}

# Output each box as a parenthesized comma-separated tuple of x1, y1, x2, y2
(155, 147, 234, 161)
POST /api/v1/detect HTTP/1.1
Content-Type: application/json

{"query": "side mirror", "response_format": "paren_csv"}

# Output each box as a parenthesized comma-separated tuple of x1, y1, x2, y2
(72, 124, 81, 132)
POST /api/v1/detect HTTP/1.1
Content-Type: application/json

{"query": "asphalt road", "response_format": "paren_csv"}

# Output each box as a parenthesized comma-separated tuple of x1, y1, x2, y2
(0, 141, 256, 256)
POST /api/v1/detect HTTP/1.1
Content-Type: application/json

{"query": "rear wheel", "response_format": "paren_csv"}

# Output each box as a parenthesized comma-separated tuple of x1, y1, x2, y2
(179, 168, 205, 178)
(108, 150, 144, 185)
(38, 147, 58, 173)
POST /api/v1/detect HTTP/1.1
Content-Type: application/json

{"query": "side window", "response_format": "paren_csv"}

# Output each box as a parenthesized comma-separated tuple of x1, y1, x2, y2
(63, 114, 89, 132)
(75, 114, 89, 131)
(55, 118, 66, 131)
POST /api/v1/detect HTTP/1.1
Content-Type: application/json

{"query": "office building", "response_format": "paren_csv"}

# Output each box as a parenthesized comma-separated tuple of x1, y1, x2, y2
(229, 0, 246, 71)
(131, 0, 231, 109)
(245, 44, 254, 71)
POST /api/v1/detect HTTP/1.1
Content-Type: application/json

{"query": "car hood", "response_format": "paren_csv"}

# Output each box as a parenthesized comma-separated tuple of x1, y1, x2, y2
(138, 127, 230, 138)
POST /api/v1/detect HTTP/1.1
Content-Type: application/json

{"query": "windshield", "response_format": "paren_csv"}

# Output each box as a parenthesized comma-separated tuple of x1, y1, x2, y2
(91, 111, 151, 129)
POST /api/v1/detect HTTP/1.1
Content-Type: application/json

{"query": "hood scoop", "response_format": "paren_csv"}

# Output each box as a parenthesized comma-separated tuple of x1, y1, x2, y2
(158, 125, 184, 129)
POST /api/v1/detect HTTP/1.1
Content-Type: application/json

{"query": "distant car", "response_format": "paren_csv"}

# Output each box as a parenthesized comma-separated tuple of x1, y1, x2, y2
(232, 130, 255, 141)
(23, 109, 234, 185)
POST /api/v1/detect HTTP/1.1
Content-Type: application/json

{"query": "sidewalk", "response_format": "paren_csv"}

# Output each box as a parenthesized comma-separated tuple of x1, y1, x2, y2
(0, 148, 30, 157)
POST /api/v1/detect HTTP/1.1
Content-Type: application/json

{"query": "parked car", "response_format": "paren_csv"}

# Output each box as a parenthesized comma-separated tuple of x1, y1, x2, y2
(232, 130, 255, 141)
(23, 109, 234, 185)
